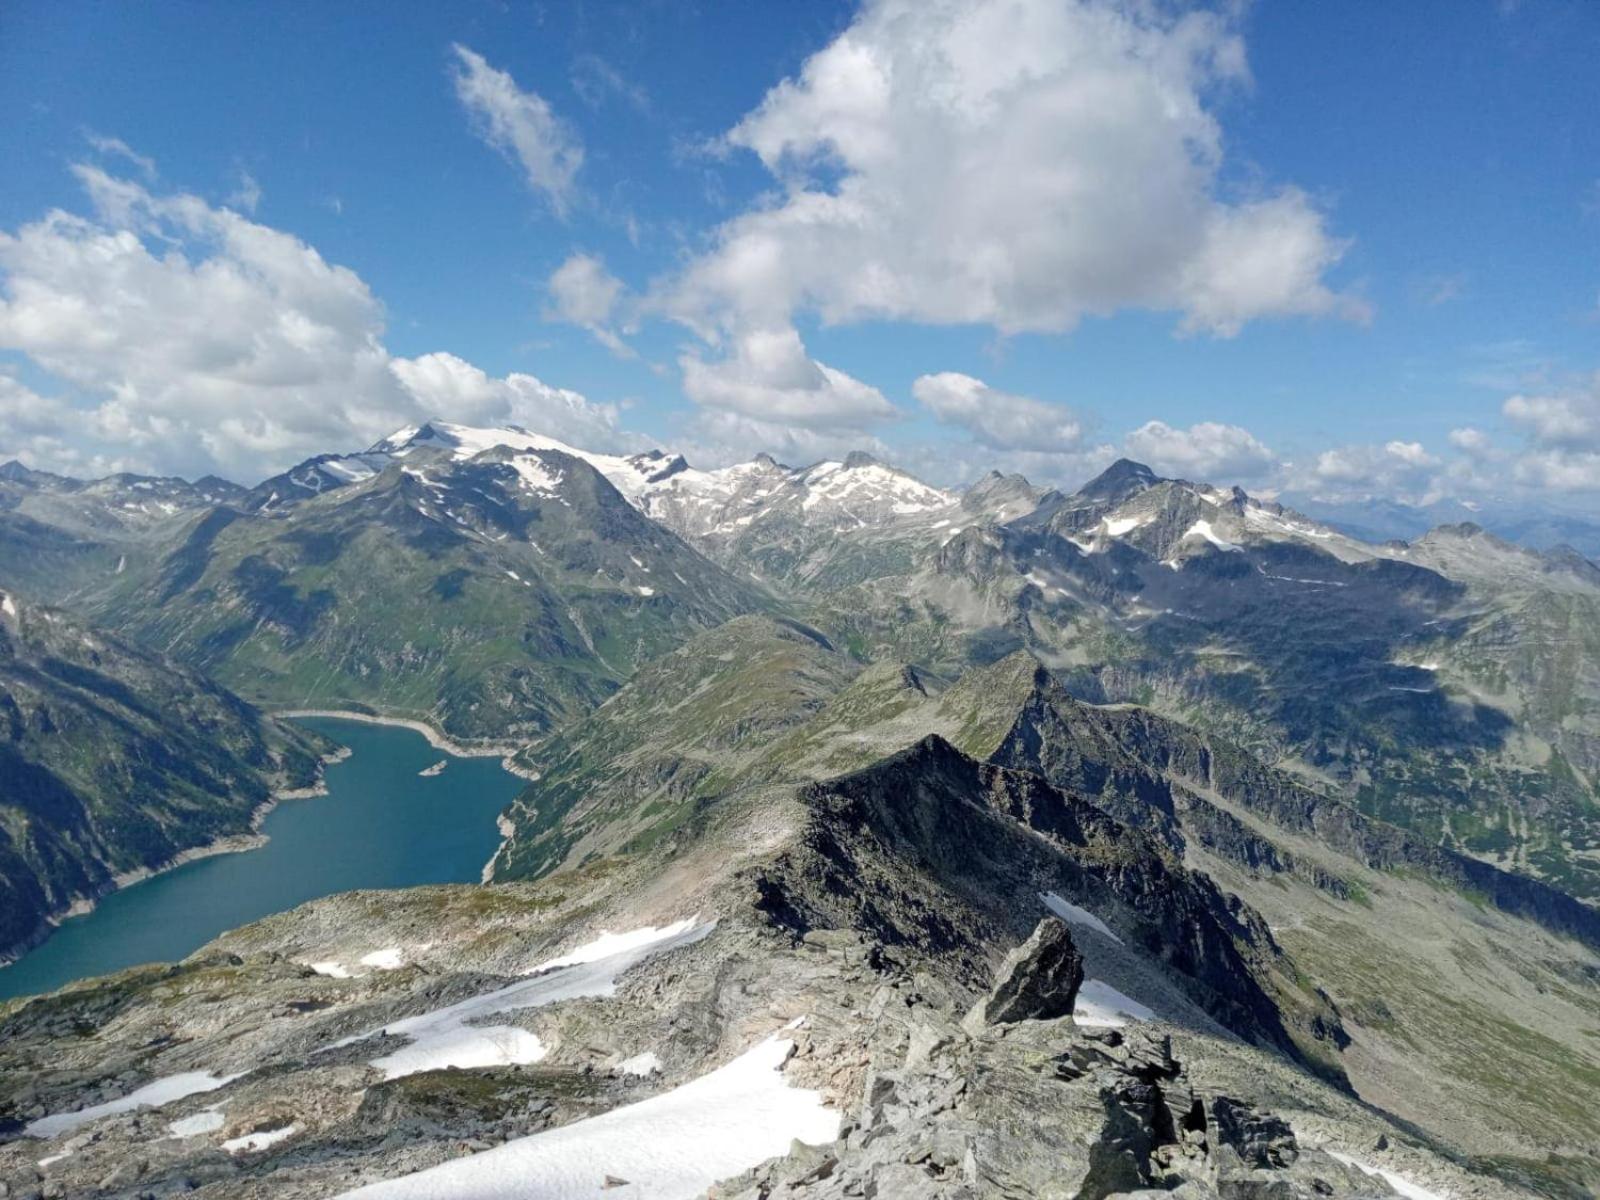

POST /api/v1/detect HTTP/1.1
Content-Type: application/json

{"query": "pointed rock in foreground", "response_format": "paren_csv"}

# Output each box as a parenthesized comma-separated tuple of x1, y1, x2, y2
(966, 917, 1084, 1029)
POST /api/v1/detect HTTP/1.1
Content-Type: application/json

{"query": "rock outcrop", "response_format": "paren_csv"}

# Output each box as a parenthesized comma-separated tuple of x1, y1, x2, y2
(963, 917, 1084, 1029)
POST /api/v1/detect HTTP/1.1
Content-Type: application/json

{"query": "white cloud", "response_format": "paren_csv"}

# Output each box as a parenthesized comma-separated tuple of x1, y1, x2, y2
(389, 351, 636, 453)
(0, 170, 628, 481)
(83, 131, 156, 180)
(571, 54, 649, 113)
(677, 411, 895, 470)
(1510, 449, 1600, 492)
(664, 0, 1364, 340)
(546, 252, 633, 356)
(1124, 420, 1277, 482)
(679, 325, 896, 431)
(451, 45, 582, 216)
(1304, 440, 1443, 503)
(227, 169, 262, 214)
(1504, 379, 1600, 449)
(1447, 426, 1496, 457)
(912, 372, 1084, 453)
(1501, 373, 1600, 491)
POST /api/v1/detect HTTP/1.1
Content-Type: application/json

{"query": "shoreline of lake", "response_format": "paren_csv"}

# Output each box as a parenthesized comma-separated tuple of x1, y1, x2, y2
(0, 719, 523, 1000)
(272, 708, 540, 780)
(0, 745, 352, 971)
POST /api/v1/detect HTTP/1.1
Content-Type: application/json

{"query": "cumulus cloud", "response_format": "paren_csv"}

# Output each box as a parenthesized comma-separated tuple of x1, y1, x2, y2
(545, 252, 633, 356)
(912, 373, 1086, 453)
(451, 44, 583, 216)
(678, 411, 896, 470)
(389, 351, 637, 452)
(1124, 420, 1277, 482)
(663, 0, 1364, 340)
(1303, 440, 1444, 503)
(1502, 374, 1600, 491)
(1504, 380, 1600, 449)
(680, 325, 896, 432)
(0, 168, 629, 480)
(1447, 426, 1496, 457)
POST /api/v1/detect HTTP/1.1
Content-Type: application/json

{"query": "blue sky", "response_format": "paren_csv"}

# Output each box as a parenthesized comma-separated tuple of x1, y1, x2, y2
(1, 0, 1597, 506)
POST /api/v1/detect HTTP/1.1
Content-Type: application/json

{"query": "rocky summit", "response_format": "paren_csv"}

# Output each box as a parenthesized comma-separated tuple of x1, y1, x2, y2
(1, 427, 1597, 1200)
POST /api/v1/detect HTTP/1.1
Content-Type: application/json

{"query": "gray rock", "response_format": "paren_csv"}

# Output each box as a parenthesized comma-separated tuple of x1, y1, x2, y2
(965, 917, 1084, 1029)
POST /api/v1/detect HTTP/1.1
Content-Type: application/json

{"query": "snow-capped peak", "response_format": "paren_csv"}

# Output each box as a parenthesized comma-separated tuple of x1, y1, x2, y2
(372, 421, 684, 503)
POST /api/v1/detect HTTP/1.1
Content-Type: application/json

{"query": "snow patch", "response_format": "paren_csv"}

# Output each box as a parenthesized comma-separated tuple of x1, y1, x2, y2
(1041, 893, 1123, 945)
(1103, 515, 1145, 537)
(334, 1034, 838, 1200)
(1074, 980, 1156, 1028)
(509, 455, 565, 495)
(1326, 1151, 1448, 1200)
(360, 948, 405, 971)
(309, 961, 351, 978)
(617, 1051, 662, 1077)
(0, 593, 15, 617)
(1183, 519, 1240, 551)
(328, 920, 711, 1081)
(224, 1123, 300, 1154)
(636, 585, 655, 596)
(26, 1071, 241, 1138)
(536, 918, 704, 971)
(167, 1109, 226, 1138)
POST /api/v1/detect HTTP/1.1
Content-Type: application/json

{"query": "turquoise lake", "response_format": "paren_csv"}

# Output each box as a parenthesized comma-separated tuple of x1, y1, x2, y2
(0, 717, 524, 1002)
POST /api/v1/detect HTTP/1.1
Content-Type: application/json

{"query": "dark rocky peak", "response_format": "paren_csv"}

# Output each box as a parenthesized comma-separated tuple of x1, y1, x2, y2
(1075, 458, 1160, 504)
(897, 663, 933, 696)
(842, 450, 881, 470)
(750, 451, 792, 471)
(798, 733, 1348, 1077)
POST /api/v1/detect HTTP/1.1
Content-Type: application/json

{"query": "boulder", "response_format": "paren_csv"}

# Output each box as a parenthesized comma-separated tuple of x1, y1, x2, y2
(965, 917, 1084, 1029)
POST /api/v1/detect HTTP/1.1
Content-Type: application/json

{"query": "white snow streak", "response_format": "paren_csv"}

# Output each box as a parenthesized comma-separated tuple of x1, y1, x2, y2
(1183, 519, 1240, 551)
(1327, 1151, 1449, 1200)
(327, 920, 711, 1081)
(617, 1051, 662, 1077)
(26, 1071, 242, 1138)
(1041, 892, 1124, 945)
(223, 1123, 300, 1154)
(167, 1109, 226, 1138)
(335, 1034, 838, 1200)
(1074, 980, 1156, 1028)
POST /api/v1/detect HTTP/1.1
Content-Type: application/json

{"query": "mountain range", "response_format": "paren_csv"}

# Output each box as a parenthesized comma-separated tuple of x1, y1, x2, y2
(3, 421, 1599, 1199)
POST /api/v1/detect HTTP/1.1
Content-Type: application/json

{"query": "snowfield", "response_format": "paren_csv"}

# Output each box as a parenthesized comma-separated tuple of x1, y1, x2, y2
(335, 1034, 840, 1200)
(26, 1071, 242, 1138)
(1074, 979, 1156, 1028)
(166, 1109, 226, 1138)
(1327, 1150, 1448, 1200)
(327, 919, 712, 1080)
(1041, 892, 1124, 945)
(224, 1122, 300, 1154)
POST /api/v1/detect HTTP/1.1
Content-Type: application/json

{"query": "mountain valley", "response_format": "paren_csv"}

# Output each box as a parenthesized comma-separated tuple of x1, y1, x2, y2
(2, 424, 1598, 1200)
